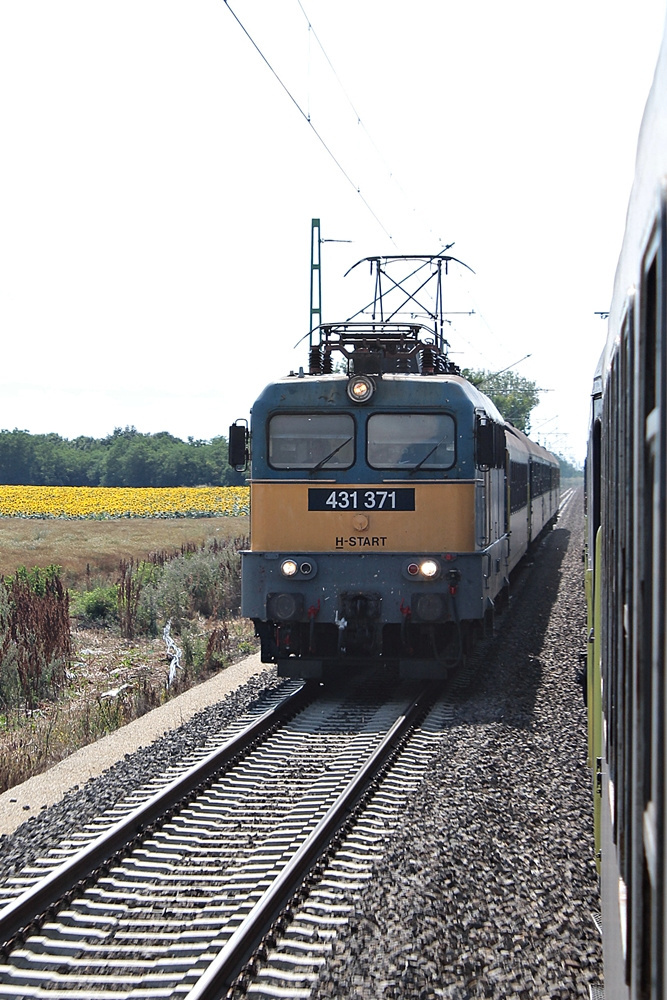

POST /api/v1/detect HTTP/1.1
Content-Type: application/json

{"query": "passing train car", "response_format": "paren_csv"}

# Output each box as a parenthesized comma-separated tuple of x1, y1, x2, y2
(231, 262, 559, 681)
(584, 20, 667, 1000)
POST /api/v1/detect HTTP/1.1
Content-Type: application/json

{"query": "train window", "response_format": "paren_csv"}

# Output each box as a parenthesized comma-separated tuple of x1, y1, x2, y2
(509, 460, 528, 512)
(268, 414, 355, 469)
(367, 413, 456, 469)
(530, 459, 557, 498)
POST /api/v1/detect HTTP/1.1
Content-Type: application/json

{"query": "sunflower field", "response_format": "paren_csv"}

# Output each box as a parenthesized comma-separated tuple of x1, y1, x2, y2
(0, 486, 250, 519)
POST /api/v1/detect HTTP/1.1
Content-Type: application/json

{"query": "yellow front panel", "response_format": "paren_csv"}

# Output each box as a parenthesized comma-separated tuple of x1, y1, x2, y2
(250, 482, 476, 553)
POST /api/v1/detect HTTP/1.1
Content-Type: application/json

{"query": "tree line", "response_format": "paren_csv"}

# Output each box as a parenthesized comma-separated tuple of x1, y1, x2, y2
(461, 367, 540, 434)
(0, 427, 245, 487)
(463, 367, 582, 475)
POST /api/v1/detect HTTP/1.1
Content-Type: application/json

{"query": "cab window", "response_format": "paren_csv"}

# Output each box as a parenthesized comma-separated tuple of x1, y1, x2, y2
(367, 413, 455, 469)
(268, 414, 355, 469)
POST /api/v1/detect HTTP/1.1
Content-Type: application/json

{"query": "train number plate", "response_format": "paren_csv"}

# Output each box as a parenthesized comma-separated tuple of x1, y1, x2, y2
(308, 488, 415, 511)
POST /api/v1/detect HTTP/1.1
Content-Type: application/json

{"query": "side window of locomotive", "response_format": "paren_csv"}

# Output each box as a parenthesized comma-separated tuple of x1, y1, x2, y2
(268, 414, 355, 469)
(367, 413, 456, 469)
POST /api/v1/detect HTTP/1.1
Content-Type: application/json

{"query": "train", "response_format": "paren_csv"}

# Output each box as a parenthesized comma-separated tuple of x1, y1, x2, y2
(229, 254, 560, 681)
(584, 19, 667, 1000)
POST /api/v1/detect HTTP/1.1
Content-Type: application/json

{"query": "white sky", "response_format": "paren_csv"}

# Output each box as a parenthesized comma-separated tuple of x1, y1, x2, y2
(1, 1, 665, 464)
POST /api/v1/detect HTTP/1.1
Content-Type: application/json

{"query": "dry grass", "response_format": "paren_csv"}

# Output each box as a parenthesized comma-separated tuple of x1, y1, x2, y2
(0, 516, 249, 589)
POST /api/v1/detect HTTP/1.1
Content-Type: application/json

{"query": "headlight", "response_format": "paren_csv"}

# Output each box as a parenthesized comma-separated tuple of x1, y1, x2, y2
(404, 558, 441, 580)
(281, 559, 298, 577)
(347, 375, 375, 404)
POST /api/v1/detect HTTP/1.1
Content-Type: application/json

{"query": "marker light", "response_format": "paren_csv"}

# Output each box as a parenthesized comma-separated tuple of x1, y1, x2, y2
(281, 559, 298, 577)
(407, 563, 420, 576)
(347, 375, 375, 404)
(420, 559, 440, 578)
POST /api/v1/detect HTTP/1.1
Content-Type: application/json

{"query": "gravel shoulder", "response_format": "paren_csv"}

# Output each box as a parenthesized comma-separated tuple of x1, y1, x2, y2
(313, 485, 601, 999)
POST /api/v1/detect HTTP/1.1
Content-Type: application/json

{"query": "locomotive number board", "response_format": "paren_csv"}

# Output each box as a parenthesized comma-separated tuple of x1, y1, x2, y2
(308, 488, 415, 511)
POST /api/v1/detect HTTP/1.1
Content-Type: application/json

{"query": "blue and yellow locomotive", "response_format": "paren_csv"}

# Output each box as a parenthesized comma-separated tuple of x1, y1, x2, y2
(231, 260, 559, 680)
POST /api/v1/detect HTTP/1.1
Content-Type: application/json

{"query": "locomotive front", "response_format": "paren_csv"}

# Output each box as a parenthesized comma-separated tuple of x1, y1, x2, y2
(235, 320, 510, 680)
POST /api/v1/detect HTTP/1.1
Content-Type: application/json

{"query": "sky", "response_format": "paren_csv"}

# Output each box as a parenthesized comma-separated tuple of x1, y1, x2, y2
(1, 1, 665, 465)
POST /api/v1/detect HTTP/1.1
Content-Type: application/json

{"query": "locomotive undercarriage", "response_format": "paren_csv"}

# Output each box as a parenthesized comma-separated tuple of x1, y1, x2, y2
(253, 601, 474, 680)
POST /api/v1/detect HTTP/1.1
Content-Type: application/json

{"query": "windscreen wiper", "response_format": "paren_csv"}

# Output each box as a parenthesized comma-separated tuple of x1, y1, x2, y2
(409, 436, 448, 475)
(311, 436, 353, 473)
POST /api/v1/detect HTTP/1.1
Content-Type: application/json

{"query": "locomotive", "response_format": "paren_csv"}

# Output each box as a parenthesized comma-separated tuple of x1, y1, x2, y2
(585, 18, 667, 1000)
(231, 255, 560, 680)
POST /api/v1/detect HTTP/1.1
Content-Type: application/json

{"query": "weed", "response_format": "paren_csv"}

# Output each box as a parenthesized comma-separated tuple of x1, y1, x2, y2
(71, 586, 118, 623)
(180, 625, 207, 671)
(205, 625, 232, 671)
(143, 535, 247, 632)
(1, 568, 71, 713)
(118, 559, 142, 639)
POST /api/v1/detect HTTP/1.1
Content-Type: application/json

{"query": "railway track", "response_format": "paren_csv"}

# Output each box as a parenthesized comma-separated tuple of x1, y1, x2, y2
(0, 676, 443, 999)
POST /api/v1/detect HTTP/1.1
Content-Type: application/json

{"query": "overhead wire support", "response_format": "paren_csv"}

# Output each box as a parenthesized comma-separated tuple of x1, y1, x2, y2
(222, 0, 396, 245)
(310, 219, 322, 335)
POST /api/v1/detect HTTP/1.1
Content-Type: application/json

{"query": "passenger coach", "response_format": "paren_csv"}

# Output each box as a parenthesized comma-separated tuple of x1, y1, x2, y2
(585, 18, 667, 1000)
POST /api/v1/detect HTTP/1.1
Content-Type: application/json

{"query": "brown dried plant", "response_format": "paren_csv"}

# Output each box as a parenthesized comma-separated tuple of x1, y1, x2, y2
(3, 569, 71, 713)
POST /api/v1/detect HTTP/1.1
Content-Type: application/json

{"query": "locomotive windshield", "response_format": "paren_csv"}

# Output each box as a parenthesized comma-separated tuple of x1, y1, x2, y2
(367, 413, 456, 469)
(268, 413, 355, 469)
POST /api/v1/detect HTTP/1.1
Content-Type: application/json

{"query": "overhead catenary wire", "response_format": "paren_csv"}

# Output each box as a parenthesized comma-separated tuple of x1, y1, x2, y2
(295, 0, 444, 249)
(222, 0, 397, 247)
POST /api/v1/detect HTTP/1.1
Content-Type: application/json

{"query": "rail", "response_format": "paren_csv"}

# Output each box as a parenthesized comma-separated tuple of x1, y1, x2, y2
(186, 681, 438, 1000)
(0, 681, 315, 949)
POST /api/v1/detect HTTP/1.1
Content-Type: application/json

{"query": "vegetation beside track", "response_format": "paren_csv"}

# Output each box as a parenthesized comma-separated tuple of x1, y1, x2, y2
(0, 514, 255, 794)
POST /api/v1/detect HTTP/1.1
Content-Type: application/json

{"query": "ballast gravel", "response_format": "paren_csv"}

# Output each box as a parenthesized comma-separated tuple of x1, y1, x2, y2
(311, 487, 601, 999)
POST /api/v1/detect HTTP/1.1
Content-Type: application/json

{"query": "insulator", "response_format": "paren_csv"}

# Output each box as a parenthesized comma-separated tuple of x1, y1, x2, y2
(420, 347, 435, 375)
(309, 347, 322, 375)
(322, 351, 333, 374)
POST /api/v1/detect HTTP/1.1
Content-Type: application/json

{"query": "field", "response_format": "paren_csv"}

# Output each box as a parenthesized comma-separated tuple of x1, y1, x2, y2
(0, 507, 253, 794)
(0, 485, 249, 519)
(0, 515, 249, 589)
